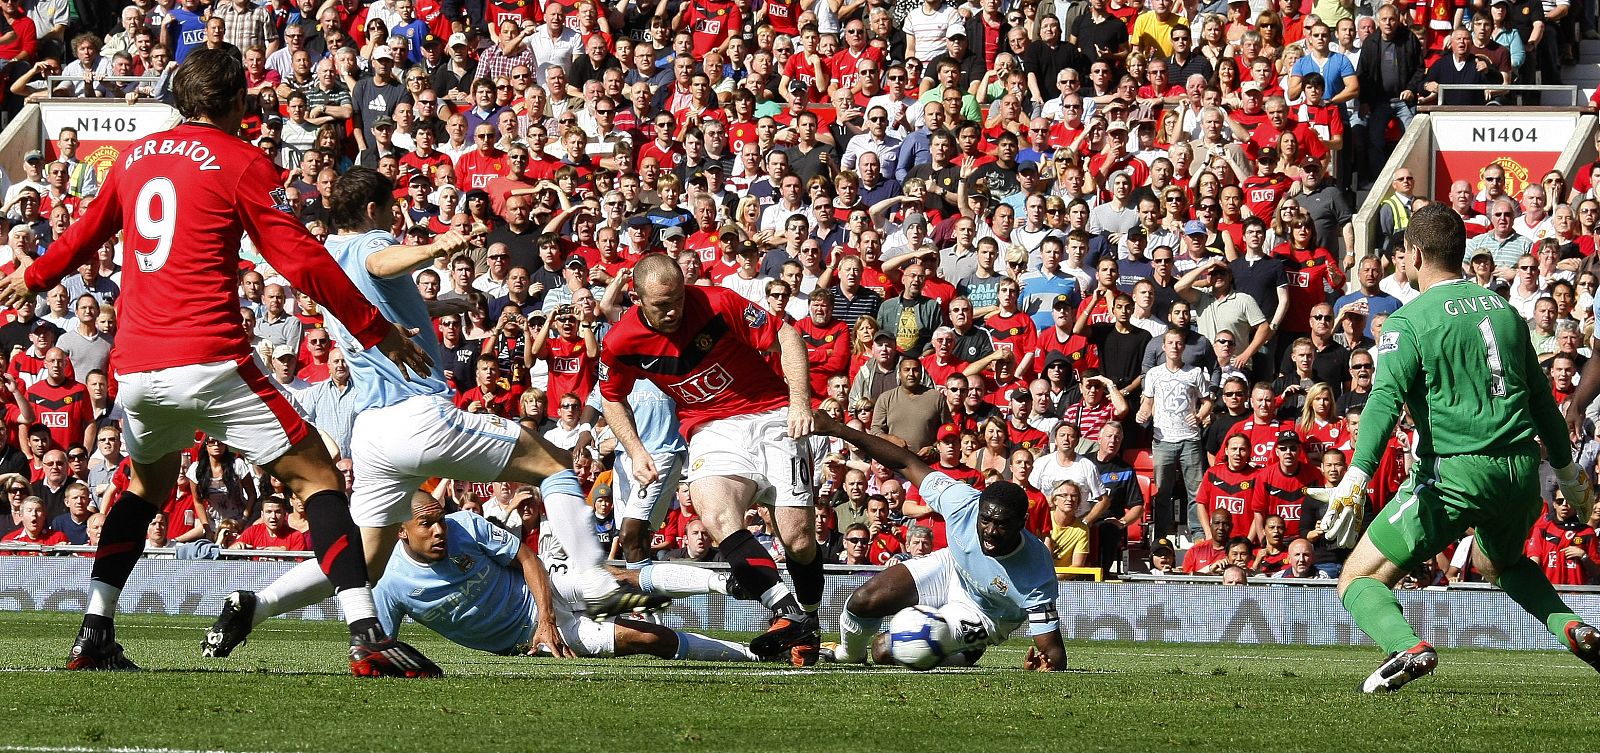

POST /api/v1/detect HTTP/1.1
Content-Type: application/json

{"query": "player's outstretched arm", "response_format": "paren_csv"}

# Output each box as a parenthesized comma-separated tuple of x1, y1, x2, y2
(1024, 632, 1068, 672)
(812, 411, 936, 487)
(513, 532, 575, 658)
(365, 230, 468, 278)
(1566, 335, 1600, 436)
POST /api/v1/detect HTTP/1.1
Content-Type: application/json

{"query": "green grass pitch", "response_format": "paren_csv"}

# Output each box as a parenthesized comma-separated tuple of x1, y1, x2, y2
(0, 611, 1593, 753)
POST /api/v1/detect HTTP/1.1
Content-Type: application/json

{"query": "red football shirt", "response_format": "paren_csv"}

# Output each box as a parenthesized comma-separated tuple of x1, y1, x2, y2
(27, 379, 92, 452)
(236, 522, 311, 550)
(539, 335, 597, 417)
(600, 285, 790, 436)
(794, 317, 850, 398)
(1242, 173, 1293, 221)
(684, 0, 741, 57)
(1276, 245, 1343, 332)
(455, 147, 510, 192)
(1527, 518, 1600, 586)
(26, 122, 391, 374)
(1197, 462, 1261, 536)
(1223, 417, 1296, 467)
(1254, 462, 1322, 538)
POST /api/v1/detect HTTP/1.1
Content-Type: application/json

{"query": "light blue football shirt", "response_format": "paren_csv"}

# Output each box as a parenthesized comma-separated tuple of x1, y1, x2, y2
(918, 472, 1062, 637)
(320, 229, 451, 412)
(374, 511, 534, 654)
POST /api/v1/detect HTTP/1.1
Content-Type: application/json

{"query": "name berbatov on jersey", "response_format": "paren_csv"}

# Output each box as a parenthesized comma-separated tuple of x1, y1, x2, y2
(120, 138, 224, 171)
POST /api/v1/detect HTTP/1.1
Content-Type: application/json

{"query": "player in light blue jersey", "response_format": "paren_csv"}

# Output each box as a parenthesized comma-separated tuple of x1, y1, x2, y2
(375, 493, 756, 662)
(810, 412, 1067, 671)
(576, 379, 704, 595)
(203, 168, 665, 663)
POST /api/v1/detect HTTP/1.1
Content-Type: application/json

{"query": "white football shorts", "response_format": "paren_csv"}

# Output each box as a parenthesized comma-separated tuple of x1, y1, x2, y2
(117, 357, 310, 466)
(348, 394, 520, 527)
(683, 408, 818, 508)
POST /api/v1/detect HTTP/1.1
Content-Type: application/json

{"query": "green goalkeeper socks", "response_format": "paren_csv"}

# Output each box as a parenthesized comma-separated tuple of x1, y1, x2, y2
(1342, 577, 1424, 655)
(1494, 558, 1584, 639)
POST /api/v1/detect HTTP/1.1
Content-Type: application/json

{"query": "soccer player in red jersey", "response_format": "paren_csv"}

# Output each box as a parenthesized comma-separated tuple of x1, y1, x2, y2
(0, 50, 438, 676)
(599, 254, 826, 665)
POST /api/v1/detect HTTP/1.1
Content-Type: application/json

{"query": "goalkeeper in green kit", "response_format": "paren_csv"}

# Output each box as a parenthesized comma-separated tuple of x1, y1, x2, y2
(1324, 204, 1600, 693)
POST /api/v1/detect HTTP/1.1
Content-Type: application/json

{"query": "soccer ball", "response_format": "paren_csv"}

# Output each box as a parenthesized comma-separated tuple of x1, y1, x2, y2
(887, 606, 953, 671)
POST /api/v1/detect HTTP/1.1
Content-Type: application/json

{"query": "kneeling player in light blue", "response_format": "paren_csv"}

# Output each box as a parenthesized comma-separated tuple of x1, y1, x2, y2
(809, 412, 1068, 670)
(377, 491, 756, 662)
(204, 168, 661, 664)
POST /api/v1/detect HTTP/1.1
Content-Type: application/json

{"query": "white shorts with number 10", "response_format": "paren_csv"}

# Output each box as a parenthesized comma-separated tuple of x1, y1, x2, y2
(682, 408, 819, 508)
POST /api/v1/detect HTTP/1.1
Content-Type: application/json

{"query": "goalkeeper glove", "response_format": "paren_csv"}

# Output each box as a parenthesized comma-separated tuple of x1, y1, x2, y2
(1554, 463, 1595, 521)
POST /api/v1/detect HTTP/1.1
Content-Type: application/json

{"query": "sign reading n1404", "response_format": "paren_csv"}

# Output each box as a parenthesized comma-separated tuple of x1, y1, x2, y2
(1472, 127, 1538, 143)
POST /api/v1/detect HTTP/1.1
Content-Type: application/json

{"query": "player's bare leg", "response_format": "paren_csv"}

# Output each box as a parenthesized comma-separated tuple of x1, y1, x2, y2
(831, 563, 919, 665)
(497, 428, 666, 618)
(773, 505, 825, 665)
(1337, 536, 1436, 692)
(608, 563, 740, 599)
(690, 475, 813, 657)
(263, 436, 440, 677)
(1470, 544, 1598, 671)
(611, 619, 758, 661)
(70, 451, 184, 670)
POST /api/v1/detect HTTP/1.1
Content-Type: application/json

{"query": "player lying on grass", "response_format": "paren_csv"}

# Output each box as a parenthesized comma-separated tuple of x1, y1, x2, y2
(808, 411, 1067, 671)
(1320, 204, 1600, 693)
(202, 168, 663, 672)
(374, 494, 758, 662)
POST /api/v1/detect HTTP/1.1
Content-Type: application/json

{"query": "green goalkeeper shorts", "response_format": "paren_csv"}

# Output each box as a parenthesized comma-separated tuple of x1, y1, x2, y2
(1365, 447, 1544, 572)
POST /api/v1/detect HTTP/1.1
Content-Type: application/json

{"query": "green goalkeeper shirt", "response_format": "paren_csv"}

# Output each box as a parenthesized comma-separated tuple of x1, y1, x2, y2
(1350, 278, 1572, 476)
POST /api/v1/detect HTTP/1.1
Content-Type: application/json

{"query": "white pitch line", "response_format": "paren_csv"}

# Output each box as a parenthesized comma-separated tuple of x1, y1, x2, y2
(0, 745, 304, 753)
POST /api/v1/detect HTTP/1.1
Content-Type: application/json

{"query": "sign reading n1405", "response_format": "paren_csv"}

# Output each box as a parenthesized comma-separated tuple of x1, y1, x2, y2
(76, 117, 140, 134)
(1473, 127, 1538, 143)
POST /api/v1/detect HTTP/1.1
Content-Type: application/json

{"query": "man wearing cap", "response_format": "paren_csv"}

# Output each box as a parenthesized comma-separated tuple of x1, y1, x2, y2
(3, 153, 47, 213)
(1240, 147, 1293, 224)
(1295, 159, 1355, 259)
(433, 32, 478, 106)
(352, 45, 404, 152)
(356, 115, 406, 170)
(871, 357, 949, 452)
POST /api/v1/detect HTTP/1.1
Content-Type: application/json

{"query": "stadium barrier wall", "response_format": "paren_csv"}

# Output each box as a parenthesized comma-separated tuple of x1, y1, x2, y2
(5, 559, 1599, 651)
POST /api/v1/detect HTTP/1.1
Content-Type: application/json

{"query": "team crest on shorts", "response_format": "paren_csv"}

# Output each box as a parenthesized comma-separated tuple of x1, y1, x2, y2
(487, 416, 505, 429)
(452, 554, 475, 571)
(692, 458, 705, 471)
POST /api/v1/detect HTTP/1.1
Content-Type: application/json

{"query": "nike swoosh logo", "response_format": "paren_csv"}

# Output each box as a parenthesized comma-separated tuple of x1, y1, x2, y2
(641, 358, 660, 369)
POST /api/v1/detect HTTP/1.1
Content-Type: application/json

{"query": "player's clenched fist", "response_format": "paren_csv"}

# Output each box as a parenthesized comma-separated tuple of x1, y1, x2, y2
(0, 260, 33, 310)
(431, 230, 469, 258)
(788, 403, 814, 439)
(630, 452, 659, 489)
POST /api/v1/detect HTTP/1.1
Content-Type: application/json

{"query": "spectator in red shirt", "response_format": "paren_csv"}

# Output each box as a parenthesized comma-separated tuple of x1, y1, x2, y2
(525, 303, 599, 417)
(1, 496, 67, 553)
(26, 348, 93, 453)
(1182, 507, 1232, 573)
(231, 497, 311, 551)
(1197, 432, 1263, 542)
(864, 494, 903, 564)
(454, 355, 524, 418)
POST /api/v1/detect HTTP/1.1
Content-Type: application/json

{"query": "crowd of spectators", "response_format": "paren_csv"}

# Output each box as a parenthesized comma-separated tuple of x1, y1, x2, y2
(0, 0, 1598, 594)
